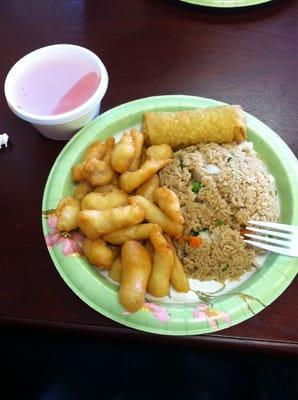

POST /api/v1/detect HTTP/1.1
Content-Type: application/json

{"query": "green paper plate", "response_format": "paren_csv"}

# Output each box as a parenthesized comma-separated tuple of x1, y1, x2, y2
(42, 95, 298, 335)
(178, 0, 272, 8)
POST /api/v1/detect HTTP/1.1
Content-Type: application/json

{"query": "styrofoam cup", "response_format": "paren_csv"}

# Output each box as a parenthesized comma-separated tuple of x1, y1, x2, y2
(4, 44, 109, 140)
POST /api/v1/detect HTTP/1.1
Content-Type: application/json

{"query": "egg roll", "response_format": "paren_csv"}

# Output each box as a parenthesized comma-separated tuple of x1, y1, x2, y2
(142, 105, 246, 147)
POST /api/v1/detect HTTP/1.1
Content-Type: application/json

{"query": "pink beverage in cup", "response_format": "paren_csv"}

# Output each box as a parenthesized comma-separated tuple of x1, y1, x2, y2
(13, 55, 101, 116)
(5, 44, 109, 140)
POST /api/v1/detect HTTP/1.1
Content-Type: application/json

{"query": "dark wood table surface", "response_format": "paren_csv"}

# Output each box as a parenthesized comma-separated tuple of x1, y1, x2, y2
(1, 0, 297, 354)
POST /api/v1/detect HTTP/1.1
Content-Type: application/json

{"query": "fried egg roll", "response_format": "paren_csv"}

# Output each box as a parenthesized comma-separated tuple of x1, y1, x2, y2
(142, 105, 246, 147)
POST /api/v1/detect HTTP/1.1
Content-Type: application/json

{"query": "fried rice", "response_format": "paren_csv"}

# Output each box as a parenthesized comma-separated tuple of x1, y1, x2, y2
(159, 141, 279, 282)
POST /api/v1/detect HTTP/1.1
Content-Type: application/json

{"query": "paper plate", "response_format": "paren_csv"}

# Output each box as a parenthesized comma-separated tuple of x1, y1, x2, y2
(178, 0, 272, 8)
(42, 95, 298, 335)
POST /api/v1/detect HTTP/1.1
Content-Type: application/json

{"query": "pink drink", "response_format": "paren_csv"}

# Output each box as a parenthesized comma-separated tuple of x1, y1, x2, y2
(13, 54, 101, 116)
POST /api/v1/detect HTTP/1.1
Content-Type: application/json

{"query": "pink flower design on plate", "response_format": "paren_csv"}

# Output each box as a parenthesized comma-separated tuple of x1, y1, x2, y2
(143, 302, 170, 323)
(221, 311, 231, 324)
(193, 304, 208, 323)
(45, 214, 83, 256)
(193, 303, 231, 329)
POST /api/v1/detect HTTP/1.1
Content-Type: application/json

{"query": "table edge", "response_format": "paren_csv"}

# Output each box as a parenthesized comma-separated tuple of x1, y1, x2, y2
(1, 316, 297, 355)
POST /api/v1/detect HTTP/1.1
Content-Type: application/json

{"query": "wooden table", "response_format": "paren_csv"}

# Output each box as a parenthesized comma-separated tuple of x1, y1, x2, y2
(1, 0, 297, 354)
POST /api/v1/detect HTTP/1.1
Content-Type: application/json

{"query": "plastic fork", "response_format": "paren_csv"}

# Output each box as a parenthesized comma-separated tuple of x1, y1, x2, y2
(244, 220, 298, 257)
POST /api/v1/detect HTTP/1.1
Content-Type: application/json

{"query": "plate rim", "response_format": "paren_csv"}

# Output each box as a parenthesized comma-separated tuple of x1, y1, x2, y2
(178, 0, 272, 8)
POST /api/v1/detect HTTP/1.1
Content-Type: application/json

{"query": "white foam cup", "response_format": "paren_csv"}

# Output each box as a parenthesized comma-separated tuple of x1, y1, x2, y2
(4, 44, 109, 140)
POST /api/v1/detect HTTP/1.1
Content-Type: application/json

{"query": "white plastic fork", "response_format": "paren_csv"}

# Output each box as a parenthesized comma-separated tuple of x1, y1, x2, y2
(244, 220, 298, 257)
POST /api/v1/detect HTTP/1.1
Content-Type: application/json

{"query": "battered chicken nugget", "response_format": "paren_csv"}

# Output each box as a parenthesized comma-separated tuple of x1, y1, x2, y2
(102, 223, 157, 245)
(71, 162, 85, 182)
(146, 144, 173, 161)
(154, 187, 184, 224)
(119, 241, 152, 312)
(130, 196, 184, 239)
(147, 228, 174, 297)
(74, 181, 92, 200)
(103, 137, 119, 186)
(108, 256, 122, 282)
(82, 140, 107, 161)
(136, 174, 160, 202)
(83, 158, 114, 186)
(111, 133, 135, 173)
(119, 159, 171, 193)
(94, 184, 119, 193)
(128, 129, 144, 171)
(83, 238, 115, 269)
(144, 240, 154, 262)
(81, 190, 128, 211)
(77, 204, 145, 239)
(166, 235, 189, 292)
(102, 137, 115, 166)
(56, 196, 80, 232)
